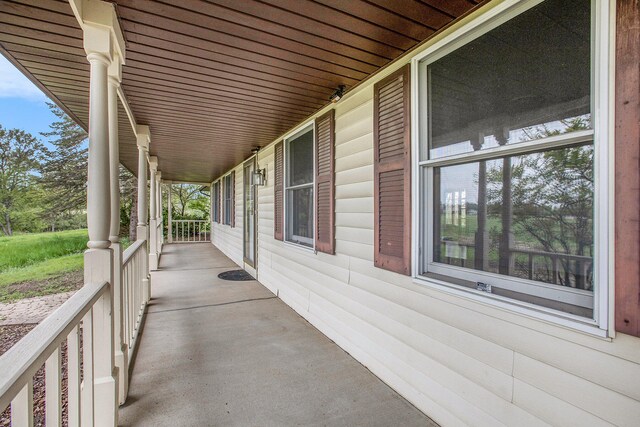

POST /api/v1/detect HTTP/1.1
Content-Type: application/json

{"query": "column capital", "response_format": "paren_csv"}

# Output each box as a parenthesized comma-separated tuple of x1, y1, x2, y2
(156, 171, 162, 181)
(136, 125, 150, 151)
(149, 156, 158, 172)
(70, 0, 126, 63)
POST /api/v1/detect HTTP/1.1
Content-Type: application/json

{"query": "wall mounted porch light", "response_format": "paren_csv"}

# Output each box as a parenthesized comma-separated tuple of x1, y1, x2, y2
(329, 85, 346, 103)
(253, 168, 266, 186)
(250, 146, 266, 186)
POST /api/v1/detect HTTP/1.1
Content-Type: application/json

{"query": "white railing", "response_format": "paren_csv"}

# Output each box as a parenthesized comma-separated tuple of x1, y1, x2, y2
(122, 239, 148, 357)
(0, 281, 112, 426)
(171, 220, 210, 243)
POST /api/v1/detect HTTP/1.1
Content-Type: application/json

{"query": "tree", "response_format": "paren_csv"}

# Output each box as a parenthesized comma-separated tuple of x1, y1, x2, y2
(40, 102, 88, 228)
(0, 125, 44, 235)
(119, 166, 138, 241)
(171, 184, 208, 219)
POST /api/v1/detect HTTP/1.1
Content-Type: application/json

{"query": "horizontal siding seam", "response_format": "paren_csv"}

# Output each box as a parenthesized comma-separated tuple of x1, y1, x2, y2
(305, 289, 508, 427)
(515, 379, 616, 426)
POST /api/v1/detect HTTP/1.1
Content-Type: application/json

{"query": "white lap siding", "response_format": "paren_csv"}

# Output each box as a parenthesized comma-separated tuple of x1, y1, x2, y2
(211, 58, 640, 427)
(211, 165, 243, 268)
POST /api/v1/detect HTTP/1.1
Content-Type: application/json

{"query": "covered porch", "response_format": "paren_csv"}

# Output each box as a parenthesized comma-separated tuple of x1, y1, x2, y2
(120, 243, 433, 426)
(1, 0, 640, 426)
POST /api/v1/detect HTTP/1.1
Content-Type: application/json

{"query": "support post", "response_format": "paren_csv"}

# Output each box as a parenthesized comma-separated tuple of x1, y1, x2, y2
(167, 181, 173, 243)
(107, 53, 128, 406)
(156, 171, 163, 256)
(148, 157, 159, 271)
(136, 126, 151, 301)
(82, 17, 119, 426)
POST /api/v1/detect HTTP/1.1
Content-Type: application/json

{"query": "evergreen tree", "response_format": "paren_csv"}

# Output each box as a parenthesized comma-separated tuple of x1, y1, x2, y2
(40, 103, 88, 228)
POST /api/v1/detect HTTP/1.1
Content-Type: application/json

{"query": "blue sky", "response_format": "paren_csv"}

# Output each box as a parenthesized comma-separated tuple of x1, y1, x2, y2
(0, 54, 60, 148)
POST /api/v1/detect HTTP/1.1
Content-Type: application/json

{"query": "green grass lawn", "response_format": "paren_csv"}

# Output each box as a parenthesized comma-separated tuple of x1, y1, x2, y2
(0, 230, 135, 302)
(0, 229, 88, 271)
(0, 230, 88, 302)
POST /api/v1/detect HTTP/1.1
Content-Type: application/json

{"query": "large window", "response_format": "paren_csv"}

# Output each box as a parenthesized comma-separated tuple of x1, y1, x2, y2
(416, 0, 607, 325)
(285, 125, 314, 248)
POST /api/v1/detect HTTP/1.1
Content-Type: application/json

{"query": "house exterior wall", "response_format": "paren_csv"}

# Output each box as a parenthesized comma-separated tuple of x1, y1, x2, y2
(210, 2, 640, 425)
(211, 166, 244, 267)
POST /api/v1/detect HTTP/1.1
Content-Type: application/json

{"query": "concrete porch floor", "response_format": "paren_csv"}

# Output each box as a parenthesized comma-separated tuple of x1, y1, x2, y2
(119, 243, 437, 426)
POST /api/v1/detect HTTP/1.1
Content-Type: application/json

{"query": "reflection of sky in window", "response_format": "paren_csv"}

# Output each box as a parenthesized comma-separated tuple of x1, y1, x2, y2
(438, 151, 535, 205)
(439, 163, 480, 204)
(428, 114, 590, 160)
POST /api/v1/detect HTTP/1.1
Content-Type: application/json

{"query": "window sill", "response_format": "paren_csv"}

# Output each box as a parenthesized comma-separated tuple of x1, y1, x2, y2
(283, 240, 316, 255)
(412, 274, 609, 339)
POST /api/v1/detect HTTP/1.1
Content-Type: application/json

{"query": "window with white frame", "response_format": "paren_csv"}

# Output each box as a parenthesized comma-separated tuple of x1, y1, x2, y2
(212, 181, 220, 223)
(285, 125, 314, 248)
(223, 175, 232, 226)
(416, 0, 608, 324)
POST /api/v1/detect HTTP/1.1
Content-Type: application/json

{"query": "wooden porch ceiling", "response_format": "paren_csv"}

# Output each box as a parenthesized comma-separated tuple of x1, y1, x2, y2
(0, 0, 482, 182)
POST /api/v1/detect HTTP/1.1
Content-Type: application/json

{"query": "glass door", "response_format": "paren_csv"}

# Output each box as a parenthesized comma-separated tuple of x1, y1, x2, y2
(243, 158, 257, 267)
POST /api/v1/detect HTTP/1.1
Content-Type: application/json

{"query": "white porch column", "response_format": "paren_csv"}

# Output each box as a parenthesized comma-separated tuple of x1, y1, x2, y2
(148, 157, 159, 271)
(167, 181, 173, 243)
(79, 8, 122, 424)
(136, 126, 151, 301)
(107, 54, 128, 406)
(156, 171, 163, 255)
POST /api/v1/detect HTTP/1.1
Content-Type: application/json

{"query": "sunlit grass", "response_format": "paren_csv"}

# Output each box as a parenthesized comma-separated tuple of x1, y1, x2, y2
(0, 229, 88, 272)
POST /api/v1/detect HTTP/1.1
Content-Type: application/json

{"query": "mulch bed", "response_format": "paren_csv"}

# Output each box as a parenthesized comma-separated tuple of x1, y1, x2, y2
(0, 324, 74, 426)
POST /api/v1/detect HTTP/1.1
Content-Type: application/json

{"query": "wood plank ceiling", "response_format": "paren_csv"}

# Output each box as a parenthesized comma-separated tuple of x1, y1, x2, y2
(0, 0, 481, 182)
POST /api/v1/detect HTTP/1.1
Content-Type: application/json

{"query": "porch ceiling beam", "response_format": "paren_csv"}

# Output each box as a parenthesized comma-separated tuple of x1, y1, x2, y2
(69, 0, 139, 140)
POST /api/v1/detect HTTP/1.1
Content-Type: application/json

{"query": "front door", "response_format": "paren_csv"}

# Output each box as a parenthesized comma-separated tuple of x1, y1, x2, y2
(243, 158, 257, 268)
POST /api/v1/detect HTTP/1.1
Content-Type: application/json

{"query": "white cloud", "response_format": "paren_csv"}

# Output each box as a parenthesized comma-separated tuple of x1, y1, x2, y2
(0, 54, 47, 101)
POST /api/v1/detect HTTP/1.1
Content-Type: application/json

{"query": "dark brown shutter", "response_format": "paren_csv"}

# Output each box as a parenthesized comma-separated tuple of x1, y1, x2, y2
(209, 182, 216, 224)
(315, 110, 335, 254)
(615, 0, 640, 337)
(274, 141, 284, 241)
(373, 65, 411, 276)
(230, 171, 235, 228)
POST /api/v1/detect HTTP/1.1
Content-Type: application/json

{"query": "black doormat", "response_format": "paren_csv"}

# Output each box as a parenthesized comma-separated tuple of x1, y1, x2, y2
(218, 269, 254, 281)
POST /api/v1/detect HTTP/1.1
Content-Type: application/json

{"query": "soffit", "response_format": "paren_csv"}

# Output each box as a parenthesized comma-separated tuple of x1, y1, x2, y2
(0, 0, 482, 182)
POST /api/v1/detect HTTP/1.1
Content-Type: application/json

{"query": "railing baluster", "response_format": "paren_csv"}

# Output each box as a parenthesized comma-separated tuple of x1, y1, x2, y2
(169, 221, 210, 243)
(130, 261, 135, 345)
(137, 252, 141, 320)
(81, 310, 94, 426)
(11, 379, 33, 427)
(67, 324, 81, 427)
(125, 263, 130, 347)
(45, 347, 62, 426)
(133, 257, 138, 332)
